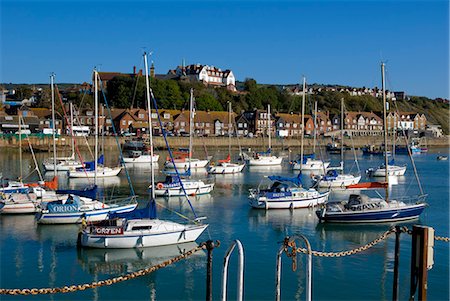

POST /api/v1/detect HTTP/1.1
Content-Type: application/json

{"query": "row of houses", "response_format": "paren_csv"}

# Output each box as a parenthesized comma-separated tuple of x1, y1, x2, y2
(286, 85, 407, 100)
(0, 105, 430, 138)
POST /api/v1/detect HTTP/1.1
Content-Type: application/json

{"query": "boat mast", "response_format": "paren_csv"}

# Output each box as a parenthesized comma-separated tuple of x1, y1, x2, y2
(268, 104, 271, 151)
(228, 101, 232, 157)
(189, 88, 194, 170)
(143, 52, 155, 199)
(70, 102, 75, 158)
(94, 69, 98, 185)
(300, 76, 306, 173)
(51, 73, 57, 174)
(340, 98, 344, 170)
(18, 109, 22, 181)
(381, 62, 389, 200)
(313, 101, 317, 155)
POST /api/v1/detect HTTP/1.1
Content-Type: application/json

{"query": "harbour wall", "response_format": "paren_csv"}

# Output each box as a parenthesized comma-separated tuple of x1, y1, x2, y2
(0, 135, 448, 151)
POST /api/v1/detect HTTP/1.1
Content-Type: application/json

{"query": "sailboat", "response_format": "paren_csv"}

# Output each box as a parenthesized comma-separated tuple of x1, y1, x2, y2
(316, 63, 427, 223)
(292, 78, 329, 171)
(36, 69, 137, 224)
(0, 81, 64, 214)
(208, 102, 245, 174)
(164, 93, 209, 169)
(313, 98, 362, 188)
(246, 104, 283, 166)
(68, 71, 122, 178)
(79, 53, 208, 248)
(43, 101, 83, 172)
(154, 89, 214, 196)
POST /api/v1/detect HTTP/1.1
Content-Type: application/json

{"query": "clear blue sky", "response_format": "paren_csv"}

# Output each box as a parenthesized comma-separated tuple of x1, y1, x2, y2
(1, 0, 448, 99)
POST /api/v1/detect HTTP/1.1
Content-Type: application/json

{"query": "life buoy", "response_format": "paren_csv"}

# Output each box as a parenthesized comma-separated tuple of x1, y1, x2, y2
(310, 173, 315, 178)
(156, 183, 164, 189)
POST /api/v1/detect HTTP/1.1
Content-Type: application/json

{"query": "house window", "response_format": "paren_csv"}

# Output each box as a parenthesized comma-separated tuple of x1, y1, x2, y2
(181, 122, 185, 127)
(151, 113, 157, 119)
(164, 113, 170, 119)
(122, 120, 126, 126)
(139, 114, 144, 119)
(279, 123, 283, 127)
(206, 123, 210, 127)
(175, 122, 179, 127)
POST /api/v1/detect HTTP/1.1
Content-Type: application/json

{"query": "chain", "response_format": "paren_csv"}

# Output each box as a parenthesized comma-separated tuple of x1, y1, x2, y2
(286, 226, 449, 260)
(0, 242, 207, 296)
(297, 228, 396, 257)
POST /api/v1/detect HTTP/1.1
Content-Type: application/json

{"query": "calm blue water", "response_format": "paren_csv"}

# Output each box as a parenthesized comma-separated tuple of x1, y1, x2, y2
(0, 147, 448, 301)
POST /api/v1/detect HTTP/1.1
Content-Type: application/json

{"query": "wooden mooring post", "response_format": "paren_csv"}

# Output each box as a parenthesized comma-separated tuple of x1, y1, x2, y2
(409, 225, 434, 301)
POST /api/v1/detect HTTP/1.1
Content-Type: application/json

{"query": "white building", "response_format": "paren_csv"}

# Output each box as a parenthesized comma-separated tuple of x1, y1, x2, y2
(174, 64, 236, 91)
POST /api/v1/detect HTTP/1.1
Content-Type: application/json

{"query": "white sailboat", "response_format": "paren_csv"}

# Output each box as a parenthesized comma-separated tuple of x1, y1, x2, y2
(155, 89, 214, 196)
(68, 71, 122, 178)
(36, 69, 137, 224)
(316, 62, 426, 223)
(164, 91, 209, 169)
(314, 98, 361, 188)
(246, 104, 282, 166)
(292, 78, 329, 171)
(43, 102, 83, 172)
(79, 53, 208, 248)
(208, 102, 245, 174)
(1, 76, 65, 214)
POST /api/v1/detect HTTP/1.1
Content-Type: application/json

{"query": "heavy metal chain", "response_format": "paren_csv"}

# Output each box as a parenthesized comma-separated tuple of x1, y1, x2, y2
(0, 242, 207, 296)
(291, 228, 397, 258)
(286, 226, 449, 260)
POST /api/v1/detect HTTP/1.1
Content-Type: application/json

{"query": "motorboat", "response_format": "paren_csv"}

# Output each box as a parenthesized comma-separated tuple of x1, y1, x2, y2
(122, 139, 159, 163)
(68, 155, 122, 178)
(314, 169, 361, 188)
(366, 161, 406, 177)
(248, 174, 330, 209)
(208, 161, 245, 174)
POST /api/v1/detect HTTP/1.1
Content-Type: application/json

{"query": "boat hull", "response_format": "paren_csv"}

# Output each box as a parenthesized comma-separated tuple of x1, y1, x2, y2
(367, 165, 406, 177)
(164, 159, 209, 169)
(122, 154, 159, 163)
(249, 192, 329, 209)
(153, 183, 214, 197)
(292, 160, 330, 171)
(208, 163, 245, 174)
(317, 175, 362, 188)
(316, 203, 426, 223)
(246, 156, 282, 166)
(80, 224, 208, 249)
(36, 203, 137, 224)
(68, 167, 122, 178)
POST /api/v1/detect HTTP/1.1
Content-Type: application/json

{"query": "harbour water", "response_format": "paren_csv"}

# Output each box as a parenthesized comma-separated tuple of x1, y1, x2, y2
(0, 147, 448, 300)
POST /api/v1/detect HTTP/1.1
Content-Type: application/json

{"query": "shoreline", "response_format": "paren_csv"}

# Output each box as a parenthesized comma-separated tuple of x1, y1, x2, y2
(0, 135, 448, 151)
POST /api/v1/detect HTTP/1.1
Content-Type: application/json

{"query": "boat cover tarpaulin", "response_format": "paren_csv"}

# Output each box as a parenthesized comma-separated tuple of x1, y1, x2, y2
(108, 200, 157, 219)
(268, 173, 302, 186)
(346, 182, 388, 189)
(56, 185, 98, 199)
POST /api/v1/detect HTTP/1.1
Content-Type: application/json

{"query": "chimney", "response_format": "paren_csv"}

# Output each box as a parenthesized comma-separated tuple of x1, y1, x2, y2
(133, 66, 136, 74)
(138, 69, 143, 76)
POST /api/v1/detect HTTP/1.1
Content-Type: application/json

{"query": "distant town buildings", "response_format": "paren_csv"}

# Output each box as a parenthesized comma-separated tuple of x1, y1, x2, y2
(168, 64, 236, 91)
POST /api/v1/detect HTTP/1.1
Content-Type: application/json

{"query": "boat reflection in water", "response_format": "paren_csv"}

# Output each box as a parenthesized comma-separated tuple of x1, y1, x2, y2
(0, 214, 39, 241)
(77, 242, 205, 276)
(248, 207, 317, 235)
(67, 176, 122, 189)
(158, 194, 214, 213)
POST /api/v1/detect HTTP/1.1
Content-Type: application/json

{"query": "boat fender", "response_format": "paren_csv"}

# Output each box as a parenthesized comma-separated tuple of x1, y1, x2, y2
(156, 183, 164, 189)
(310, 173, 315, 178)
